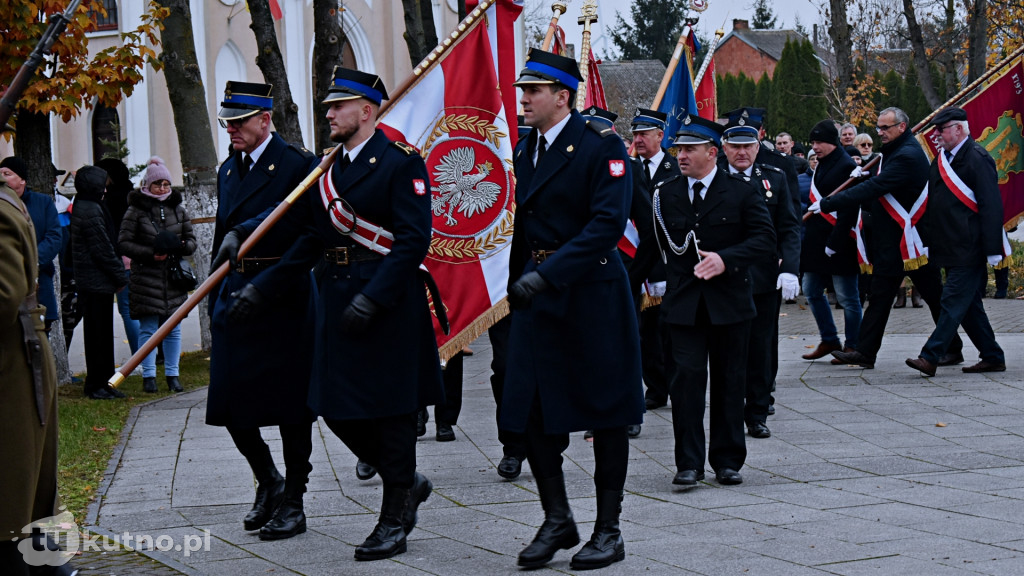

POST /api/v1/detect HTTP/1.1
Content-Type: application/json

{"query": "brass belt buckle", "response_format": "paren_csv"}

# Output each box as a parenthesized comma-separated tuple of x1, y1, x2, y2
(329, 247, 349, 265)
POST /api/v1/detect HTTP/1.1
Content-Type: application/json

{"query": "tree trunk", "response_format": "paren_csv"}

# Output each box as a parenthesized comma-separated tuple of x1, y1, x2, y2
(246, 0, 304, 145)
(312, 0, 346, 152)
(902, 0, 943, 110)
(966, 0, 988, 82)
(401, 0, 439, 66)
(826, 0, 855, 98)
(155, 0, 219, 350)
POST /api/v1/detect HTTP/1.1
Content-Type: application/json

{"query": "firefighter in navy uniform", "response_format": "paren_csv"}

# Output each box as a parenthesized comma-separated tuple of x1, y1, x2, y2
(502, 49, 643, 571)
(271, 67, 443, 561)
(717, 112, 800, 440)
(206, 82, 318, 541)
(648, 113, 775, 488)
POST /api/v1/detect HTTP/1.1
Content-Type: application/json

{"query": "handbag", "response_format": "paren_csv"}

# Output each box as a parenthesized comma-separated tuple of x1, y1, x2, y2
(167, 258, 198, 291)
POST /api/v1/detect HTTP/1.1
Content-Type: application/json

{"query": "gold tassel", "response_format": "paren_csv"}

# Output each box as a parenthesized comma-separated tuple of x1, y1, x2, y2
(903, 255, 928, 271)
(437, 300, 510, 363)
(995, 255, 1013, 270)
(640, 294, 662, 311)
(859, 262, 873, 274)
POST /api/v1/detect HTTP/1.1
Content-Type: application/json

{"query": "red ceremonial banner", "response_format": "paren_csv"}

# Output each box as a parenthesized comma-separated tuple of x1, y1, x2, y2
(918, 54, 1024, 230)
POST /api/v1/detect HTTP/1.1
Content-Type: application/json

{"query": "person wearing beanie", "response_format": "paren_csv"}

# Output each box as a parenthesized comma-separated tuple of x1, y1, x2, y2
(69, 165, 129, 399)
(812, 107, 964, 370)
(97, 157, 142, 357)
(0, 156, 63, 337)
(117, 157, 196, 393)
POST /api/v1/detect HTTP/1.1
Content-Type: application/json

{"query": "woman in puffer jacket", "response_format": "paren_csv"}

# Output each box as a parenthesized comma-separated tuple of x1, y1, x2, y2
(118, 157, 196, 393)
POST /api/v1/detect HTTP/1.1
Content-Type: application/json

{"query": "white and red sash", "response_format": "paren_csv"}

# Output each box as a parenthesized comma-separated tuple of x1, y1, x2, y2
(937, 151, 1013, 267)
(319, 162, 394, 255)
(879, 187, 929, 271)
(850, 209, 872, 273)
(808, 178, 837, 225)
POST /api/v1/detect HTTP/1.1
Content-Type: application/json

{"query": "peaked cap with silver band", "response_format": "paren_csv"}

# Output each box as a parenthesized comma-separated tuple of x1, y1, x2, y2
(673, 113, 724, 147)
(582, 106, 618, 130)
(631, 108, 667, 132)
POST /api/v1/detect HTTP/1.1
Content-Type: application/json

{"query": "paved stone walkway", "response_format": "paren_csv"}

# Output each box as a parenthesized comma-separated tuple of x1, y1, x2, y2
(86, 300, 1024, 575)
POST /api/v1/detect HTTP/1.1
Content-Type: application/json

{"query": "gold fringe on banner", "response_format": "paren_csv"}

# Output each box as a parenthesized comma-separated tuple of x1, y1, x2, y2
(903, 255, 928, 271)
(859, 263, 874, 274)
(640, 294, 663, 311)
(438, 299, 511, 364)
(995, 255, 1014, 270)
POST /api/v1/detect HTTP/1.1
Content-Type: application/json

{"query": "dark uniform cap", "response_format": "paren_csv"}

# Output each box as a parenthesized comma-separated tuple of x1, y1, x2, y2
(722, 107, 766, 130)
(583, 106, 619, 130)
(513, 48, 583, 91)
(218, 81, 274, 121)
(673, 113, 724, 147)
(929, 106, 968, 127)
(630, 108, 667, 132)
(808, 119, 840, 146)
(323, 66, 389, 105)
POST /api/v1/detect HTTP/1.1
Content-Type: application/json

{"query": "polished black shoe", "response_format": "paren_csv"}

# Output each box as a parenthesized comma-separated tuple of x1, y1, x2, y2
(143, 377, 157, 393)
(402, 472, 432, 535)
(671, 469, 704, 487)
(355, 487, 409, 561)
(937, 352, 965, 366)
(435, 422, 456, 442)
(108, 385, 126, 398)
(86, 386, 120, 400)
(963, 360, 1007, 373)
(244, 475, 285, 531)
(583, 429, 594, 440)
(416, 408, 428, 437)
(831, 349, 874, 369)
(497, 455, 522, 480)
(166, 376, 183, 393)
(259, 496, 306, 540)
(905, 356, 936, 377)
(626, 424, 642, 438)
(570, 490, 625, 571)
(644, 397, 666, 410)
(748, 422, 771, 439)
(356, 460, 377, 481)
(517, 475, 579, 569)
(715, 468, 743, 485)
(767, 404, 776, 416)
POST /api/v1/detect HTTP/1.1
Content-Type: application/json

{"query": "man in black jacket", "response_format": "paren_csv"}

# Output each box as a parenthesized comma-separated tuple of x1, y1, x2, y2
(653, 114, 775, 488)
(816, 107, 962, 368)
(907, 107, 1007, 376)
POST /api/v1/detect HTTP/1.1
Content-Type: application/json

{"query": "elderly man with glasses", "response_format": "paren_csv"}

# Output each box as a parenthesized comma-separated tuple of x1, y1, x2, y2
(811, 107, 963, 370)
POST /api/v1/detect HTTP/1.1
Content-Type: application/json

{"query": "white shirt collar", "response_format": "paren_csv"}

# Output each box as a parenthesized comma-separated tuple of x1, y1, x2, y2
(944, 136, 968, 159)
(644, 149, 666, 173)
(247, 133, 273, 165)
(344, 137, 371, 162)
(535, 111, 573, 165)
(729, 164, 752, 178)
(688, 165, 717, 198)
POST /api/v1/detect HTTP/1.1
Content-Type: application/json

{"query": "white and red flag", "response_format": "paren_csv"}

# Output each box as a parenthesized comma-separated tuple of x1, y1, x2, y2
(378, 0, 522, 361)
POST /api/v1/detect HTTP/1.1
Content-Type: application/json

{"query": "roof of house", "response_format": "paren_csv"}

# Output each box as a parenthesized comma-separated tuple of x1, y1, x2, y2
(720, 28, 807, 62)
(596, 59, 668, 135)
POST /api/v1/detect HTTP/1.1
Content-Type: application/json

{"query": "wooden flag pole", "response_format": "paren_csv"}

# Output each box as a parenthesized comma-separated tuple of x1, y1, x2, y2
(801, 154, 882, 222)
(650, 24, 693, 110)
(540, 2, 568, 53)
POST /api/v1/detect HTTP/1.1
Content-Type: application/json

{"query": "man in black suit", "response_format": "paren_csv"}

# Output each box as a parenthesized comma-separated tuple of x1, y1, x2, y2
(651, 114, 775, 488)
(816, 107, 963, 369)
(503, 49, 643, 571)
(628, 108, 680, 412)
(717, 113, 800, 440)
(907, 107, 1007, 376)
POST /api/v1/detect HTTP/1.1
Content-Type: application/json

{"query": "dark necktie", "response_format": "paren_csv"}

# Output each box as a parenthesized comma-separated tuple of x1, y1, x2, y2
(643, 158, 652, 185)
(537, 135, 547, 166)
(238, 154, 252, 180)
(691, 181, 705, 213)
(944, 150, 953, 163)
(338, 153, 351, 173)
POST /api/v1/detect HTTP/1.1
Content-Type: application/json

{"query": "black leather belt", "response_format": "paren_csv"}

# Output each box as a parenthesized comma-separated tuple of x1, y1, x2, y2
(531, 249, 557, 264)
(324, 246, 384, 265)
(235, 257, 280, 274)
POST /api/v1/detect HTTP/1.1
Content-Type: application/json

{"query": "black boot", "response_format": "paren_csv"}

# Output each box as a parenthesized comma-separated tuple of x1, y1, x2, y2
(259, 478, 307, 540)
(143, 377, 157, 393)
(166, 376, 183, 392)
(243, 463, 285, 531)
(355, 485, 409, 561)
(402, 472, 433, 535)
(570, 489, 625, 570)
(517, 474, 580, 569)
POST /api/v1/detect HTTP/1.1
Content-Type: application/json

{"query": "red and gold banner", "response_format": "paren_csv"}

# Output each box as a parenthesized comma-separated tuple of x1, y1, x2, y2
(918, 54, 1024, 230)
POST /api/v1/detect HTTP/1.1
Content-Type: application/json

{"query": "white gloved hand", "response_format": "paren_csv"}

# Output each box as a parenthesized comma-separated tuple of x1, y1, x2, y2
(850, 165, 865, 178)
(808, 200, 821, 214)
(777, 272, 799, 301)
(649, 281, 667, 297)
(987, 255, 1003, 267)
(825, 246, 837, 257)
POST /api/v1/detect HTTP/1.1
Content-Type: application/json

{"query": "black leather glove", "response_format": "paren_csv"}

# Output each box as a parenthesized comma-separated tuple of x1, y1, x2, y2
(340, 293, 380, 335)
(211, 230, 243, 271)
(227, 283, 265, 324)
(507, 271, 549, 310)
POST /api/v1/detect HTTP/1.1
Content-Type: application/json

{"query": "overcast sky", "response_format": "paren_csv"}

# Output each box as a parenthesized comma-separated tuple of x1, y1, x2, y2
(550, 0, 824, 59)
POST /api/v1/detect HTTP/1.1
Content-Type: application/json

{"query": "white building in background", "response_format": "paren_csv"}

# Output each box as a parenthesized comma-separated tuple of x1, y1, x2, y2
(2, 0, 491, 183)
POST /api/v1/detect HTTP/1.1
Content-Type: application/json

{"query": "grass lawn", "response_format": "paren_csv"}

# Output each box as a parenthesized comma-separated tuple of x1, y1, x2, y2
(57, 350, 211, 523)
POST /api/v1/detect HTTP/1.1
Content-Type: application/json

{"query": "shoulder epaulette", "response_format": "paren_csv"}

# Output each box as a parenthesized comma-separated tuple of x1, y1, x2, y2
(655, 174, 681, 188)
(289, 142, 315, 159)
(585, 121, 614, 137)
(391, 141, 418, 155)
(321, 146, 336, 157)
(757, 163, 783, 173)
